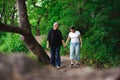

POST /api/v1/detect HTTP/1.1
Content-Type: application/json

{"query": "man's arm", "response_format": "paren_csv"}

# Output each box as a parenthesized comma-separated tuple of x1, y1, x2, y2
(46, 30, 51, 48)
(59, 30, 65, 47)
(47, 41, 49, 48)
(62, 40, 65, 47)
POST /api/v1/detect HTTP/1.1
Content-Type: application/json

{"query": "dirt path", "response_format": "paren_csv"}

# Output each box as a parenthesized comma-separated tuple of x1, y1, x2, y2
(33, 36, 120, 80)
(41, 51, 120, 80)
(45, 50, 86, 70)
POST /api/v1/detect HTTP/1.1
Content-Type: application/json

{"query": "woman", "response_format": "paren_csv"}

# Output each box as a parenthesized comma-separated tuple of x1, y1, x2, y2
(65, 27, 82, 67)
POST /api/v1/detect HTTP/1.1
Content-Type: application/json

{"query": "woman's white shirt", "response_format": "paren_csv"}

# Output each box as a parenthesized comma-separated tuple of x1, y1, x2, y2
(68, 31, 80, 43)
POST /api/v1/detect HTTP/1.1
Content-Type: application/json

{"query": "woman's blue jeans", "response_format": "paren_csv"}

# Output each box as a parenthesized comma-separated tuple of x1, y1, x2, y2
(70, 42, 80, 61)
(50, 46, 61, 67)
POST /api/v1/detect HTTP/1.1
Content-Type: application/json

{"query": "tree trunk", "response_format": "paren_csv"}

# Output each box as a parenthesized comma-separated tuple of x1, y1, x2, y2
(0, 0, 50, 64)
(16, 0, 50, 63)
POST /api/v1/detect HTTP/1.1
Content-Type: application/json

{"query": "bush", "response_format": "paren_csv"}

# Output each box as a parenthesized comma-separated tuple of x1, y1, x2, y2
(0, 33, 28, 53)
(81, 26, 120, 68)
(40, 35, 47, 49)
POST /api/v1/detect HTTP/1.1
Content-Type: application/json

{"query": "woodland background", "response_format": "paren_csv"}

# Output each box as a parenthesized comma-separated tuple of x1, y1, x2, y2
(0, 0, 120, 68)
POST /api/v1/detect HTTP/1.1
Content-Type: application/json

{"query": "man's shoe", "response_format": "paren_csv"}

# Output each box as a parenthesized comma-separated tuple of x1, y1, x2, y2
(56, 66, 60, 69)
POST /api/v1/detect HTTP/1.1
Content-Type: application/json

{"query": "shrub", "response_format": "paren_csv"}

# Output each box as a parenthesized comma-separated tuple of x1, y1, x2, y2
(0, 33, 28, 53)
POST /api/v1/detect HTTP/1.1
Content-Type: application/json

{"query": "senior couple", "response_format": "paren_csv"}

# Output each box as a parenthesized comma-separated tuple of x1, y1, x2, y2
(47, 22, 82, 69)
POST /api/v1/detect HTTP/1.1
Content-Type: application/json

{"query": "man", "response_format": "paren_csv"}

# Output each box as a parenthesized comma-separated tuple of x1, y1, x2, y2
(47, 22, 65, 69)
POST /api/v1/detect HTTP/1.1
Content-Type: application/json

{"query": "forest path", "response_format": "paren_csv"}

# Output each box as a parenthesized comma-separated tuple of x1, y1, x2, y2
(34, 36, 120, 80)
(41, 51, 120, 80)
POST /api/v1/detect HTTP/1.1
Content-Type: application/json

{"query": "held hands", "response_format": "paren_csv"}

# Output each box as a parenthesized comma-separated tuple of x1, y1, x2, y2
(63, 44, 67, 48)
(63, 44, 66, 48)
(62, 40, 67, 48)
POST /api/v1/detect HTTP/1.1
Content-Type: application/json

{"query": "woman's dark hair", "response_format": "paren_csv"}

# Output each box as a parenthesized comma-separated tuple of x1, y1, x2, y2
(70, 26, 75, 30)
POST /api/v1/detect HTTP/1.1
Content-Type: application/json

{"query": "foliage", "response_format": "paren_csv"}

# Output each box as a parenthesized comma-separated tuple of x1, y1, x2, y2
(0, 0, 120, 68)
(80, 0, 120, 68)
(0, 33, 28, 53)
(0, 0, 17, 24)
(40, 35, 47, 49)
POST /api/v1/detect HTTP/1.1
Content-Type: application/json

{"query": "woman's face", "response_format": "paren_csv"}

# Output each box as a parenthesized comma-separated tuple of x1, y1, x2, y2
(70, 29, 75, 33)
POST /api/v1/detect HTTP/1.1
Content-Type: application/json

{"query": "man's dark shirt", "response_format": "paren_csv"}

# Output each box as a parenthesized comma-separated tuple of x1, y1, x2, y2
(47, 29, 63, 47)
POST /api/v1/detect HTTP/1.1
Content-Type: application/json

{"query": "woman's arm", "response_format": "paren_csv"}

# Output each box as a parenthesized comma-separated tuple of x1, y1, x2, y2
(79, 35, 82, 47)
(65, 36, 70, 47)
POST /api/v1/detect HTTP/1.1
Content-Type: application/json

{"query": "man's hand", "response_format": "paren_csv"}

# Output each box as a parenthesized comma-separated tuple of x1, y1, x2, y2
(46, 41, 50, 48)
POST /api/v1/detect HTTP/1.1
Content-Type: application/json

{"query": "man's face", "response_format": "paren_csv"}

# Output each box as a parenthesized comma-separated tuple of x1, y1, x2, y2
(54, 24, 59, 29)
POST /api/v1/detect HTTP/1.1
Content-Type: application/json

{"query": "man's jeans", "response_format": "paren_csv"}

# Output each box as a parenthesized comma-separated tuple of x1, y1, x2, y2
(70, 42, 80, 61)
(50, 46, 61, 67)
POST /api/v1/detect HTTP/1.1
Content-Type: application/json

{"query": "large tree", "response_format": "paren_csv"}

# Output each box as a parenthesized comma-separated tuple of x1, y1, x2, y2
(0, 0, 50, 63)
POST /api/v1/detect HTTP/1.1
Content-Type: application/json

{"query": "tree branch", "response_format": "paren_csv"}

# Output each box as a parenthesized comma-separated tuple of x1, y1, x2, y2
(0, 22, 29, 35)
(17, 0, 50, 63)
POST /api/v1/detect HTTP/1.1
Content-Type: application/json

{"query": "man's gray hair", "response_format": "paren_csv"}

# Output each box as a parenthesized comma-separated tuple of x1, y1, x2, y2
(53, 22, 59, 26)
